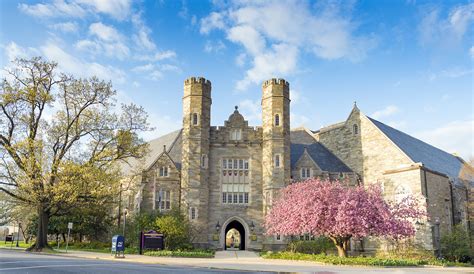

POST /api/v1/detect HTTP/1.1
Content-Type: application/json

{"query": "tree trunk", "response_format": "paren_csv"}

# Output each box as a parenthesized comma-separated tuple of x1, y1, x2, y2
(330, 236, 350, 257)
(33, 206, 49, 250)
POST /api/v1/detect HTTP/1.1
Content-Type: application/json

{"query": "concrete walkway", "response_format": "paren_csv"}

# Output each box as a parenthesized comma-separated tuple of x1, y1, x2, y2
(42, 249, 471, 273)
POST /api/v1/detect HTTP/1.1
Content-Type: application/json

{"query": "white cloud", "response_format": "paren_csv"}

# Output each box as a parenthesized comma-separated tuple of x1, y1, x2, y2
(371, 105, 400, 119)
(18, 0, 86, 18)
(470, 46, 474, 58)
(132, 63, 155, 73)
(131, 12, 156, 51)
(50, 21, 79, 33)
(142, 113, 181, 141)
(418, 3, 474, 46)
(238, 99, 261, 125)
(89, 22, 122, 42)
(291, 112, 310, 128)
(290, 89, 300, 104)
(235, 53, 246, 67)
(415, 120, 474, 160)
(75, 0, 131, 20)
(3, 41, 40, 62)
(204, 40, 226, 53)
(200, 1, 376, 90)
(75, 39, 101, 54)
(136, 50, 177, 62)
(200, 12, 226, 34)
(40, 41, 126, 84)
(428, 67, 473, 81)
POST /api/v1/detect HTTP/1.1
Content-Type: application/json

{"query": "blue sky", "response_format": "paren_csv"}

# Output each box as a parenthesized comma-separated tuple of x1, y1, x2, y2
(0, 0, 473, 159)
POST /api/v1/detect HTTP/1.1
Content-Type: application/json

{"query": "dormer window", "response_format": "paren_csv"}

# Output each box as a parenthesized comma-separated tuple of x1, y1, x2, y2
(275, 114, 280, 126)
(301, 168, 311, 179)
(192, 113, 199, 125)
(353, 124, 358, 135)
(159, 166, 169, 177)
(230, 129, 242, 141)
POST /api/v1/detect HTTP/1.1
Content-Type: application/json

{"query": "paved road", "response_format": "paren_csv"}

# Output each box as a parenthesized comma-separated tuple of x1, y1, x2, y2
(0, 249, 271, 274)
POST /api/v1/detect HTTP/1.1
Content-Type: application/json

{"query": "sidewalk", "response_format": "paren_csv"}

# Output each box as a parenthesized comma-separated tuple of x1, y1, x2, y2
(45, 249, 472, 273)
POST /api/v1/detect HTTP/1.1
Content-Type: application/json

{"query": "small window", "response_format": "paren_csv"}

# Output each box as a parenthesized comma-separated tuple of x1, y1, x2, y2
(159, 166, 169, 177)
(301, 168, 311, 179)
(201, 154, 208, 169)
(230, 129, 242, 140)
(274, 154, 281, 168)
(276, 234, 282, 241)
(192, 113, 198, 125)
(275, 114, 280, 126)
(353, 124, 358, 135)
(190, 207, 197, 220)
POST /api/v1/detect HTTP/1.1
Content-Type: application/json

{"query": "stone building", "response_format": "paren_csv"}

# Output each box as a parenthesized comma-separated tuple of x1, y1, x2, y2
(124, 77, 473, 252)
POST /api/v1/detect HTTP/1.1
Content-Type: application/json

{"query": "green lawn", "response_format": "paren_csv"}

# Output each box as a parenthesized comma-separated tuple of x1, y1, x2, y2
(0, 241, 31, 248)
(261, 251, 473, 267)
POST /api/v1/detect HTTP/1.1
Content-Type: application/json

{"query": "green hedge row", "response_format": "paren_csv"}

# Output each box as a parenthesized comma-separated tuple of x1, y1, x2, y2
(261, 251, 473, 267)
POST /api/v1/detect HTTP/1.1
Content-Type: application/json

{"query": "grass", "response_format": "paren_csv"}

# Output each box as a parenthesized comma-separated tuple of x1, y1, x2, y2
(0, 241, 31, 248)
(145, 249, 215, 258)
(261, 251, 474, 267)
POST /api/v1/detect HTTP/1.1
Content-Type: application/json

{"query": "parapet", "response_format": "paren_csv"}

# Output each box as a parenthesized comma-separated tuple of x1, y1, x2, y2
(184, 76, 211, 87)
(262, 78, 289, 88)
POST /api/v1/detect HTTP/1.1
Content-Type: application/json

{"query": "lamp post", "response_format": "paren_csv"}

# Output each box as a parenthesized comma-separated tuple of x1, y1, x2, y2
(16, 223, 21, 247)
(250, 221, 255, 232)
(123, 209, 128, 238)
(215, 221, 220, 232)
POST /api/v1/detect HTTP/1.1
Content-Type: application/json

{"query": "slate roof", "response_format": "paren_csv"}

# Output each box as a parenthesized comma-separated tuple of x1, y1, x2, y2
(120, 129, 182, 176)
(368, 117, 467, 185)
(290, 129, 352, 172)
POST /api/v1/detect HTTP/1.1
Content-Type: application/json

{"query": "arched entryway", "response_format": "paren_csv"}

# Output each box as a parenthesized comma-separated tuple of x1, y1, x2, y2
(224, 220, 245, 250)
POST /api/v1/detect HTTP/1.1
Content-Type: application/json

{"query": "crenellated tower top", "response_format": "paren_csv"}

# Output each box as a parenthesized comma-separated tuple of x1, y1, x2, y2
(262, 78, 289, 100)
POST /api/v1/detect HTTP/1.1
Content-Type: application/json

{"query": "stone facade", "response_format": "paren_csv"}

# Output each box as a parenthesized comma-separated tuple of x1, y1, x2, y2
(132, 77, 473, 252)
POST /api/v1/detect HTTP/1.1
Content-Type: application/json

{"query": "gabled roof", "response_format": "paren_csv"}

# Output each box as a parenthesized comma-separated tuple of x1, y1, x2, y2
(120, 129, 182, 176)
(290, 129, 352, 173)
(368, 117, 467, 184)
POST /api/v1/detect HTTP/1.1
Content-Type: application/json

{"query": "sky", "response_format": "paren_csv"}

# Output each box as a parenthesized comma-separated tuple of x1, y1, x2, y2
(0, 0, 473, 160)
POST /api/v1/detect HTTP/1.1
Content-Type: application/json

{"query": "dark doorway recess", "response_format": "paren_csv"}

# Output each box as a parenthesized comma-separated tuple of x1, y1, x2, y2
(224, 220, 245, 250)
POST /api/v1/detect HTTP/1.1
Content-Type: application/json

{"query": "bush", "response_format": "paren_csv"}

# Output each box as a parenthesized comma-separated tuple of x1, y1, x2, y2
(154, 210, 191, 250)
(261, 251, 473, 267)
(145, 249, 214, 258)
(441, 224, 472, 263)
(287, 237, 335, 254)
(376, 241, 436, 261)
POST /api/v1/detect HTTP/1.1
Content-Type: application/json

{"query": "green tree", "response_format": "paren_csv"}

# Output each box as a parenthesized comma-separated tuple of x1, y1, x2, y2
(0, 57, 150, 250)
(441, 224, 472, 262)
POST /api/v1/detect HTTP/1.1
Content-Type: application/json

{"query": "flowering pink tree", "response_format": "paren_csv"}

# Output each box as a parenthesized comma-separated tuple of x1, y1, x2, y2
(264, 178, 426, 257)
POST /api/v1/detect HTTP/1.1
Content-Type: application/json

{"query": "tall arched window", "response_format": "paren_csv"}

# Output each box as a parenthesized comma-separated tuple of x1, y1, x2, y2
(274, 154, 281, 168)
(192, 113, 198, 125)
(353, 124, 358, 135)
(275, 114, 280, 126)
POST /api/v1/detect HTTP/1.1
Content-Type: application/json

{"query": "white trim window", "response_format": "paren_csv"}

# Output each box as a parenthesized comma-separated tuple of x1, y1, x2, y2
(156, 189, 171, 211)
(230, 129, 242, 141)
(301, 168, 311, 179)
(222, 158, 250, 204)
(159, 166, 169, 177)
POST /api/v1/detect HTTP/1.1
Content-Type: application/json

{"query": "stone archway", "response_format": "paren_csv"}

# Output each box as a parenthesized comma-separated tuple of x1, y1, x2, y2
(224, 220, 245, 250)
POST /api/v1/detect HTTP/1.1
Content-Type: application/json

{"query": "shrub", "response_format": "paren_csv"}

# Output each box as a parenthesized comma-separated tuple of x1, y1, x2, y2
(441, 224, 472, 263)
(145, 249, 214, 258)
(154, 209, 191, 250)
(287, 237, 335, 254)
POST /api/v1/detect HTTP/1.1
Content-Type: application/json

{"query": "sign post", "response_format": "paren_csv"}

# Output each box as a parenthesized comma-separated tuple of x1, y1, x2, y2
(66, 222, 73, 253)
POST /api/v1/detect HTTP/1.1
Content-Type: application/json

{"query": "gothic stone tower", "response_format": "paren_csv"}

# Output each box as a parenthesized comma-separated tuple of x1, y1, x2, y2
(181, 77, 211, 247)
(261, 78, 291, 247)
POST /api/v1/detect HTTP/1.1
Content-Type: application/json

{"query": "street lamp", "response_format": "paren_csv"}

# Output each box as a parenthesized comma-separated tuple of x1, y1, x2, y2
(250, 221, 255, 232)
(122, 209, 128, 237)
(215, 221, 220, 232)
